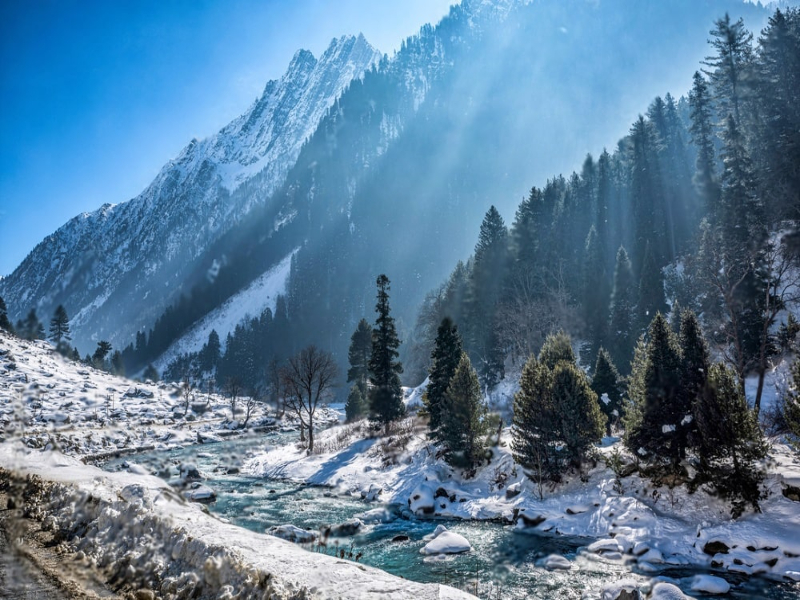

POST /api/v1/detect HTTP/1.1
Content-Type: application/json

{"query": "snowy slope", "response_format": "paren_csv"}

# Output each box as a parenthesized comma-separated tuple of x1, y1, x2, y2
(153, 249, 297, 372)
(0, 35, 381, 352)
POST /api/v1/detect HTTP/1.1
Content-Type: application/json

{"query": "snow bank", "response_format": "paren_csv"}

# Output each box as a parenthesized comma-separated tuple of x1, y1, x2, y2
(0, 444, 475, 599)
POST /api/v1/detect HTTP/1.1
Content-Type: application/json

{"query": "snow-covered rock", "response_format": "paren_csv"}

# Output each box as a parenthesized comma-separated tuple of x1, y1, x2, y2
(689, 575, 730, 594)
(184, 482, 216, 503)
(600, 579, 642, 600)
(268, 524, 318, 544)
(420, 529, 472, 555)
(649, 582, 694, 600)
(542, 554, 571, 570)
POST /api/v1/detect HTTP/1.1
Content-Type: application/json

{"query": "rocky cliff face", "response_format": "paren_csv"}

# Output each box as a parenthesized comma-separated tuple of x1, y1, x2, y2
(0, 34, 380, 350)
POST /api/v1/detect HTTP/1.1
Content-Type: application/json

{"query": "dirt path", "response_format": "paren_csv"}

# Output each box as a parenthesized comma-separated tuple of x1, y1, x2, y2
(0, 494, 120, 600)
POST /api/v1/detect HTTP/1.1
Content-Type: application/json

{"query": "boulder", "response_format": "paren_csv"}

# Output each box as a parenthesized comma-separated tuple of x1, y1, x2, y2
(184, 483, 216, 504)
(505, 482, 521, 499)
(268, 524, 317, 544)
(600, 579, 641, 600)
(324, 518, 363, 537)
(702, 540, 730, 556)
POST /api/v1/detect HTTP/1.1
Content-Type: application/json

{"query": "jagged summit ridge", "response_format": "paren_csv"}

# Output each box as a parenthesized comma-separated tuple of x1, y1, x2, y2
(0, 34, 381, 350)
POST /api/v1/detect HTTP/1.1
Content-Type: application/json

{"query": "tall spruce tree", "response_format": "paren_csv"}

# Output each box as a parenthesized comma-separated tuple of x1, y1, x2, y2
(512, 355, 559, 485)
(368, 275, 405, 431)
(424, 317, 462, 434)
(637, 241, 667, 331)
(689, 72, 720, 218)
(346, 318, 373, 420)
(624, 313, 684, 467)
(0, 296, 14, 334)
(703, 13, 753, 127)
(693, 363, 767, 516)
(583, 226, 610, 361)
(438, 352, 489, 470)
(347, 319, 373, 387)
(49, 305, 71, 353)
(465, 206, 508, 388)
(678, 310, 709, 455)
(592, 348, 622, 435)
(551, 361, 606, 468)
(608, 247, 636, 373)
(21, 309, 45, 341)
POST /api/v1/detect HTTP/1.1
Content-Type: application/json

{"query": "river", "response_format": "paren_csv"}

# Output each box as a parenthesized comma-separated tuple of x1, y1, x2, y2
(103, 431, 799, 599)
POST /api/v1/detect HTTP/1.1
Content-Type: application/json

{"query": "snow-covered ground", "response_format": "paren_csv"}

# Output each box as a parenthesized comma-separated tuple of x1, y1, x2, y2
(244, 395, 800, 587)
(0, 330, 333, 460)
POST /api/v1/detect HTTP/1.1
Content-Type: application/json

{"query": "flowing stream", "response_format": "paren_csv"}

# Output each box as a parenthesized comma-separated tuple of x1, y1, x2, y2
(103, 432, 798, 599)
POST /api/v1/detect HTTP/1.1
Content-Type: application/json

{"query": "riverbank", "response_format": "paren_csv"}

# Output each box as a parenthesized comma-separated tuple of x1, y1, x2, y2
(243, 417, 800, 590)
(0, 443, 475, 600)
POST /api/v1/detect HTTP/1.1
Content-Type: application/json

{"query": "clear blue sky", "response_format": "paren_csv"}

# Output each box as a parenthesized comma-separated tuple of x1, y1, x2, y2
(0, 0, 454, 276)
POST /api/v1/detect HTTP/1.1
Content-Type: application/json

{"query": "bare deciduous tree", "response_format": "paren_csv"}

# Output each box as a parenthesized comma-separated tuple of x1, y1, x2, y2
(281, 346, 338, 453)
(753, 236, 800, 412)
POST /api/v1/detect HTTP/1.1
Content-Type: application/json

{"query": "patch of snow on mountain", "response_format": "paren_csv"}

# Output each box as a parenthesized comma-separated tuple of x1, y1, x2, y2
(154, 250, 297, 372)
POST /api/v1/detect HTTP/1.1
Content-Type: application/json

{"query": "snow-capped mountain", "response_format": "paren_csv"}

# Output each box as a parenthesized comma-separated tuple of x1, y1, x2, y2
(0, 34, 380, 351)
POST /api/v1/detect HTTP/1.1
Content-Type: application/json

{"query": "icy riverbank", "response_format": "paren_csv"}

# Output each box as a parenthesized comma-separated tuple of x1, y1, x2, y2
(243, 418, 800, 589)
(0, 444, 474, 600)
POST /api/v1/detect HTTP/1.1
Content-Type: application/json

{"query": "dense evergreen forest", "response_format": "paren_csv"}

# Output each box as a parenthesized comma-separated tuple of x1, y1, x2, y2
(406, 8, 800, 404)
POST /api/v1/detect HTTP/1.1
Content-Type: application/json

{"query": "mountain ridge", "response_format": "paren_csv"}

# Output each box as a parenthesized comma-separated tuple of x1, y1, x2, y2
(0, 33, 381, 351)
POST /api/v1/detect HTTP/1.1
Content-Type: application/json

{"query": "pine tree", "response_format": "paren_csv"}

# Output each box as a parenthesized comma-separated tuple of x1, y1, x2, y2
(755, 8, 800, 220)
(538, 330, 575, 370)
(347, 319, 373, 390)
(0, 296, 13, 334)
(438, 353, 489, 470)
(512, 355, 559, 485)
(424, 317, 462, 434)
(199, 330, 221, 372)
(93, 341, 113, 371)
(693, 363, 767, 516)
(345, 384, 368, 422)
(637, 241, 667, 331)
(49, 305, 71, 348)
(608, 247, 636, 372)
(703, 13, 753, 126)
(583, 226, 610, 361)
(551, 361, 606, 467)
(143, 364, 160, 382)
(465, 206, 509, 388)
(20, 309, 45, 341)
(624, 313, 684, 467)
(592, 348, 622, 435)
(368, 275, 405, 431)
(678, 310, 709, 455)
(689, 72, 720, 218)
